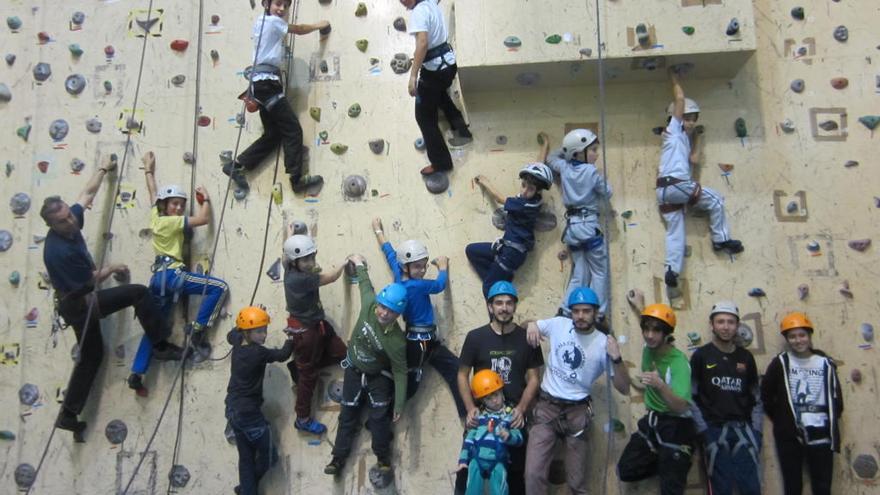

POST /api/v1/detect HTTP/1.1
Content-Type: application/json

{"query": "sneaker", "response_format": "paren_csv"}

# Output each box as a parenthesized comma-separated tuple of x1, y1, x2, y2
(713, 239, 744, 254)
(420, 165, 451, 176)
(222, 162, 250, 192)
(664, 267, 679, 288)
(291, 175, 324, 194)
(152, 342, 184, 361)
(324, 456, 345, 475)
(448, 128, 473, 147)
(127, 373, 148, 397)
(295, 417, 327, 435)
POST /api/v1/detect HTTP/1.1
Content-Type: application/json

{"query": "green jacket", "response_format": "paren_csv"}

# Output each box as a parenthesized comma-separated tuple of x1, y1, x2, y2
(348, 265, 408, 414)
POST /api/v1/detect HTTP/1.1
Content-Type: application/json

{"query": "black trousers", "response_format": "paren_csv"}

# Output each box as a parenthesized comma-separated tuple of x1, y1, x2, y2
(415, 64, 466, 172)
(405, 338, 467, 418)
(617, 413, 697, 495)
(237, 79, 305, 180)
(774, 435, 833, 495)
(57, 284, 169, 415)
(330, 366, 394, 463)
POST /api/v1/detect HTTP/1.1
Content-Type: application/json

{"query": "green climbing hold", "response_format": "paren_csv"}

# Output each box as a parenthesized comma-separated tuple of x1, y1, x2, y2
(355, 39, 368, 52)
(536, 133, 544, 145)
(734, 117, 747, 138)
(0, 430, 15, 440)
(621, 210, 634, 219)
(682, 26, 695, 35)
(610, 419, 625, 432)
(69, 44, 84, 57)
(858, 115, 880, 131)
(355, 2, 367, 17)
(503, 36, 522, 48)
(309, 107, 321, 122)
(348, 103, 361, 118)
(16, 124, 31, 142)
(331, 143, 348, 155)
(545, 34, 562, 44)
(318, 130, 329, 141)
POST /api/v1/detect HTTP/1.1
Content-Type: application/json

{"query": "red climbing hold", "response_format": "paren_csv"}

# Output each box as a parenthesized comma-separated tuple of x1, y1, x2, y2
(197, 116, 211, 127)
(830, 77, 848, 89)
(170, 39, 189, 52)
(37, 32, 50, 43)
(104, 45, 115, 58)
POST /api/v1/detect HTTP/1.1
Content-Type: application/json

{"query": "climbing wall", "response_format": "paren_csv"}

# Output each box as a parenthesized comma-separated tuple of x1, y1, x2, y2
(0, 0, 878, 493)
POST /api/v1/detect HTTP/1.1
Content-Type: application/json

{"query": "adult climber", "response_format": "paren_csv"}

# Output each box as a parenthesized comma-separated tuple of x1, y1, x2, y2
(41, 157, 181, 440)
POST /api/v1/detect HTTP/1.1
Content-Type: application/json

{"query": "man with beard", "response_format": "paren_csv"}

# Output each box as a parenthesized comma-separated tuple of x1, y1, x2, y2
(523, 287, 630, 494)
(456, 281, 543, 495)
(690, 301, 762, 495)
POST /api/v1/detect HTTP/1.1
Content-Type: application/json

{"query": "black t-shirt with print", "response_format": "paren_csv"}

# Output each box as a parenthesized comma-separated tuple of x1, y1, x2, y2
(691, 343, 758, 425)
(459, 324, 544, 404)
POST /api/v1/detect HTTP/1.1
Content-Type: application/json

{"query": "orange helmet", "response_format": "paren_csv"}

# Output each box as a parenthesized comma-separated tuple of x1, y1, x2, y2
(642, 303, 677, 329)
(236, 306, 270, 331)
(780, 312, 813, 334)
(470, 369, 504, 400)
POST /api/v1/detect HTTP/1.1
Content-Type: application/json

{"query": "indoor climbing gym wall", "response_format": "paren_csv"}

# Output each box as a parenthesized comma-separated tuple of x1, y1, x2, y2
(0, 0, 878, 493)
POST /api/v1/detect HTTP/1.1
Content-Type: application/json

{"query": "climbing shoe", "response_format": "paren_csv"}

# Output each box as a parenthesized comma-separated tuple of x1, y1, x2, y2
(295, 417, 327, 435)
(713, 239, 744, 254)
(448, 128, 473, 147)
(188, 329, 212, 361)
(127, 373, 148, 396)
(221, 161, 250, 192)
(664, 267, 679, 288)
(152, 341, 184, 361)
(324, 456, 345, 475)
(420, 164, 451, 176)
(291, 174, 324, 194)
(56, 410, 87, 435)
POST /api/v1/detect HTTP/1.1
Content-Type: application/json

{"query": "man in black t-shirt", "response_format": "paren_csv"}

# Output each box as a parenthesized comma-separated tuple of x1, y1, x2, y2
(690, 301, 762, 495)
(455, 280, 542, 495)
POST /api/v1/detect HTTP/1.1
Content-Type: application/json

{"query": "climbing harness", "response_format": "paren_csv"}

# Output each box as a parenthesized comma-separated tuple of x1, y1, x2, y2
(635, 411, 694, 458)
(656, 176, 703, 213)
(533, 391, 593, 438)
(339, 357, 394, 407)
(703, 422, 760, 477)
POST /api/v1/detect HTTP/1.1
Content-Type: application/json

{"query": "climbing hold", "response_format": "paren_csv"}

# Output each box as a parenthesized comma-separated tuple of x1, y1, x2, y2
(327, 379, 344, 403)
(424, 172, 450, 195)
(309, 107, 321, 121)
(736, 323, 754, 348)
(806, 240, 820, 253)
(65, 74, 87, 95)
(71, 11, 85, 26)
(14, 464, 36, 489)
(635, 23, 650, 46)
(830, 77, 848, 90)
(105, 419, 128, 444)
(833, 25, 848, 43)
(233, 188, 247, 201)
(747, 288, 765, 298)
(0, 430, 15, 440)
(844, 160, 858, 168)
(818, 120, 838, 132)
(780, 119, 796, 133)
(545, 34, 562, 44)
(682, 26, 695, 36)
(579, 47, 592, 57)
(49, 119, 70, 142)
(37, 161, 49, 174)
(496, 135, 508, 145)
(69, 44, 84, 58)
(726, 18, 740, 36)
(858, 115, 880, 131)
(37, 31, 51, 43)
(10, 192, 30, 216)
(19, 384, 39, 406)
(501, 36, 523, 49)
(491, 208, 507, 230)
(848, 239, 871, 252)
(852, 455, 879, 480)
(33, 63, 52, 82)
(170, 39, 189, 52)
(368, 463, 394, 489)
(348, 103, 362, 118)
(393, 17, 406, 32)
(355, 3, 367, 17)
(557, 250, 569, 261)
(9, 271, 21, 286)
(790, 7, 804, 20)
(330, 143, 348, 155)
(6, 16, 22, 30)
(318, 60, 329, 74)
(266, 258, 281, 281)
(197, 116, 211, 127)
(86, 118, 102, 133)
(861, 322, 874, 342)
(343, 175, 367, 198)
(839, 280, 853, 299)
(210, 49, 219, 63)
(171, 74, 186, 86)
(17, 123, 30, 141)
(850, 369, 862, 384)
(734, 117, 747, 138)
(4, 162, 12, 177)
(5, 54, 15, 65)
(516, 72, 541, 86)
(790, 79, 804, 93)
(686, 332, 702, 346)
(271, 183, 282, 205)
(180, 152, 195, 165)
(168, 465, 191, 488)
(318, 131, 329, 142)
(368, 139, 385, 154)
(70, 158, 85, 173)
(211, 14, 220, 25)
(414, 137, 426, 151)
(0, 83, 10, 103)
(390, 53, 412, 74)
(718, 163, 734, 174)
(104, 45, 115, 58)
(355, 39, 368, 52)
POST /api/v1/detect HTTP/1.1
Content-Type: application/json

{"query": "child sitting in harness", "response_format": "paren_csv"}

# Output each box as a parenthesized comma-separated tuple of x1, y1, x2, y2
(128, 152, 228, 395)
(466, 162, 553, 297)
(458, 370, 524, 495)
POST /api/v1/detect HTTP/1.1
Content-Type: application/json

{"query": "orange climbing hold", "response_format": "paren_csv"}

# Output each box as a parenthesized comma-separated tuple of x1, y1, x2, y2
(170, 39, 189, 52)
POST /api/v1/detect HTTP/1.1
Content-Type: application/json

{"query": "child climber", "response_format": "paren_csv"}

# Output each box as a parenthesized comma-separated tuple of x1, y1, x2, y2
(371, 217, 466, 418)
(466, 162, 554, 297)
(129, 152, 227, 395)
(458, 369, 524, 495)
(539, 130, 612, 320)
(225, 306, 295, 495)
(657, 67, 743, 290)
(222, 0, 330, 196)
(281, 232, 348, 435)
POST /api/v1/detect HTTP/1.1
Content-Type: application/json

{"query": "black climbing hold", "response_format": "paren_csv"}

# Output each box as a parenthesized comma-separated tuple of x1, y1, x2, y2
(183, 152, 195, 165)
(818, 120, 838, 132)
(852, 454, 879, 480)
(86, 118, 102, 133)
(348, 103, 362, 118)
(105, 419, 128, 444)
(726, 18, 740, 36)
(266, 258, 281, 281)
(71, 11, 85, 26)
(844, 160, 859, 168)
(15, 464, 36, 489)
(790, 79, 804, 93)
(5, 54, 15, 66)
(848, 239, 871, 251)
(368, 463, 394, 489)
(735, 322, 754, 347)
(390, 53, 412, 74)
(171, 74, 186, 86)
(327, 379, 344, 403)
(797, 284, 809, 300)
(861, 323, 874, 342)
(790, 7, 804, 20)
(10, 192, 30, 216)
(495, 135, 508, 145)
(19, 383, 39, 406)
(33, 62, 52, 82)
(635, 23, 649, 47)
(290, 220, 308, 235)
(0, 230, 12, 252)
(49, 119, 69, 142)
(369, 139, 385, 154)
(735, 117, 747, 138)
(423, 173, 449, 195)
(168, 465, 191, 488)
(65, 74, 87, 95)
(747, 287, 765, 298)
(355, 3, 367, 17)
(833, 25, 848, 43)
(136, 17, 160, 34)
(343, 175, 367, 198)
(0, 83, 11, 103)
(70, 158, 85, 173)
(393, 17, 406, 32)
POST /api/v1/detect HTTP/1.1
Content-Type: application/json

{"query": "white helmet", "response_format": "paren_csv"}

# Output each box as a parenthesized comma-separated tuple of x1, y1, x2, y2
(156, 184, 188, 202)
(396, 239, 429, 265)
(666, 98, 701, 116)
(561, 129, 598, 160)
(519, 162, 553, 190)
(283, 235, 317, 260)
(709, 300, 740, 320)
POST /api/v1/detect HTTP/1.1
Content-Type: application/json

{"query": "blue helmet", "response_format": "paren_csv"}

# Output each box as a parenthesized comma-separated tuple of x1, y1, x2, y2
(376, 283, 407, 313)
(568, 287, 600, 309)
(487, 280, 518, 302)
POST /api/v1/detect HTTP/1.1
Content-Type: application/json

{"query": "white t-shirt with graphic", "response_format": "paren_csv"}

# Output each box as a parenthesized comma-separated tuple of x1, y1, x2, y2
(787, 353, 829, 438)
(536, 317, 610, 401)
(408, 0, 455, 71)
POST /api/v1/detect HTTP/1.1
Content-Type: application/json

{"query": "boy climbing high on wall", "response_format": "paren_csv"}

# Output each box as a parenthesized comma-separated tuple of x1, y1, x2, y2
(371, 217, 466, 418)
(657, 67, 743, 291)
(222, 0, 330, 197)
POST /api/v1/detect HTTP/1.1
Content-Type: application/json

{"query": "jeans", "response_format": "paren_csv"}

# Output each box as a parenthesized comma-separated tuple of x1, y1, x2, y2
(703, 422, 762, 495)
(286, 320, 347, 418)
(57, 284, 170, 415)
(227, 408, 278, 495)
(405, 338, 467, 418)
(236, 79, 305, 179)
(465, 242, 527, 297)
(415, 64, 466, 171)
(330, 365, 394, 462)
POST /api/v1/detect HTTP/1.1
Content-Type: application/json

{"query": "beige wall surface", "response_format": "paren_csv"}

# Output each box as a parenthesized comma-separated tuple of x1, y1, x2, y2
(0, 0, 878, 493)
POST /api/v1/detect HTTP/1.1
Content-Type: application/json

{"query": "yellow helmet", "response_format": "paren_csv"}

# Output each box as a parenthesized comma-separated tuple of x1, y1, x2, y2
(236, 306, 270, 331)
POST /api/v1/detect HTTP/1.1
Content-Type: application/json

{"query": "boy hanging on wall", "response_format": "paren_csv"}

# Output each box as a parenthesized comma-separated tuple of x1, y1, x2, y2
(223, 0, 330, 196)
